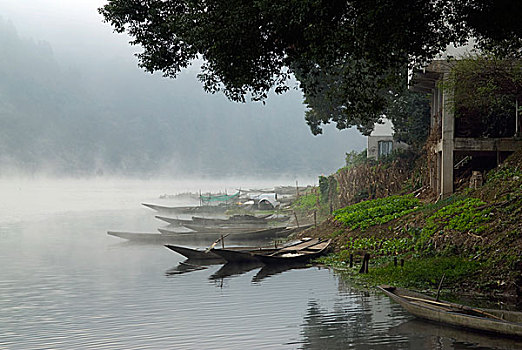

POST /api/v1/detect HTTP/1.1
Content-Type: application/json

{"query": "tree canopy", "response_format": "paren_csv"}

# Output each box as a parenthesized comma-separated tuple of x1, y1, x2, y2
(100, 0, 521, 134)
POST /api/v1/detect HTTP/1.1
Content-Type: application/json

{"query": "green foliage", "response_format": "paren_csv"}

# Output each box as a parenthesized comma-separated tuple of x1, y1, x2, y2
(100, 1, 521, 134)
(318, 176, 329, 203)
(333, 195, 420, 230)
(418, 198, 492, 249)
(443, 56, 522, 138)
(291, 192, 319, 213)
(359, 256, 481, 289)
(344, 150, 369, 170)
(386, 91, 431, 148)
(487, 166, 522, 182)
(344, 237, 414, 255)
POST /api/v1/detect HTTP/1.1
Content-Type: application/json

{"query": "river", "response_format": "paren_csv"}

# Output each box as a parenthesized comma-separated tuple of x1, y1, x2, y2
(0, 178, 518, 349)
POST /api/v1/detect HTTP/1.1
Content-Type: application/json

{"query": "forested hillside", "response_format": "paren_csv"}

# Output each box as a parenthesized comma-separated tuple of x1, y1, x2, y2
(0, 20, 365, 177)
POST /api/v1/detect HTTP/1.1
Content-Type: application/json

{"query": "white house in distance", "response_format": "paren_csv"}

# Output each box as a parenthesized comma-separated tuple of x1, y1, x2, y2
(367, 118, 409, 160)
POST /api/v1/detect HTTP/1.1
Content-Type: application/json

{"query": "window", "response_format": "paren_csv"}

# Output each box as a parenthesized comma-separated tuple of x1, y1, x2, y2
(378, 141, 393, 158)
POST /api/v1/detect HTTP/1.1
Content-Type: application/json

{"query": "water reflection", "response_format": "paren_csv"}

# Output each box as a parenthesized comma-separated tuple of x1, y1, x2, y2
(209, 261, 263, 281)
(2, 178, 519, 350)
(252, 262, 311, 283)
(390, 319, 522, 350)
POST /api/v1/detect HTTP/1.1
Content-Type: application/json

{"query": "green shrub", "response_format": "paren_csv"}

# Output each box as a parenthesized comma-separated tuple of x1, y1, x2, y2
(333, 195, 420, 230)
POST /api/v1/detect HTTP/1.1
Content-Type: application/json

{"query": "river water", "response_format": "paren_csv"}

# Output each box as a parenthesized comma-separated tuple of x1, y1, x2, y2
(0, 179, 519, 349)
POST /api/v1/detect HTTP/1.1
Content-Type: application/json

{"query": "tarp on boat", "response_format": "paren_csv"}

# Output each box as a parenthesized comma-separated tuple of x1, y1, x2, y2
(200, 191, 240, 204)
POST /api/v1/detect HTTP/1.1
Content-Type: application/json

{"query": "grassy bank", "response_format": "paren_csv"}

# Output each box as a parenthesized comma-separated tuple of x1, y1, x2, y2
(301, 150, 522, 302)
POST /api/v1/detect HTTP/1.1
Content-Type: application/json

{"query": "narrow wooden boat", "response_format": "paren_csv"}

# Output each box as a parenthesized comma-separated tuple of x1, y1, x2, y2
(210, 246, 279, 263)
(108, 224, 312, 244)
(164, 244, 224, 260)
(211, 238, 316, 264)
(253, 238, 332, 265)
(158, 225, 301, 241)
(155, 216, 193, 226)
(181, 222, 271, 233)
(142, 203, 228, 214)
(378, 285, 522, 338)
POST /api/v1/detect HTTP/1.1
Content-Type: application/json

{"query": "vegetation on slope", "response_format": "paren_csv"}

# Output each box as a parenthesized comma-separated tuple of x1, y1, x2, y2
(307, 148, 522, 301)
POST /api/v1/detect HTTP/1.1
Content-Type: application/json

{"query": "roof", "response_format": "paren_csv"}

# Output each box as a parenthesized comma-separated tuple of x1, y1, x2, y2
(409, 60, 454, 93)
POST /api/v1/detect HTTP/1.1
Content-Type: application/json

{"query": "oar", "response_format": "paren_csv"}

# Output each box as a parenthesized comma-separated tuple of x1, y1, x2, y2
(205, 234, 230, 253)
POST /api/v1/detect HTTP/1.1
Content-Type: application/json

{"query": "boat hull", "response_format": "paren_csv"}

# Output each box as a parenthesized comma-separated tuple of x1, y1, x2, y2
(378, 286, 522, 338)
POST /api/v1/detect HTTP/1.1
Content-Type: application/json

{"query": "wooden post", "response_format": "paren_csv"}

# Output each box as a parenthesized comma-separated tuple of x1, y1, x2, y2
(436, 274, 446, 301)
(394, 257, 398, 267)
(400, 258, 404, 267)
(221, 235, 225, 249)
(293, 211, 299, 228)
(359, 253, 370, 274)
(349, 253, 353, 268)
(296, 180, 299, 198)
(314, 210, 317, 227)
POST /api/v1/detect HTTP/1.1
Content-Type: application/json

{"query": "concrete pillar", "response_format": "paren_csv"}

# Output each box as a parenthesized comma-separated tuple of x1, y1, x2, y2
(440, 73, 455, 199)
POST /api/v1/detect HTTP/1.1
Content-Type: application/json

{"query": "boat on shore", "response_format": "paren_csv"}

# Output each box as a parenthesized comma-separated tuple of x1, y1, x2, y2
(155, 214, 285, 227)
(253, 238, 332, 265)
(142, 203, 229, 215)
(158, 225, 308, 241)
(180, 222, 271, 233)
(164, 244, 225, 260)
(211, 238, 319, 264)
(378, 285, 522, 338)
(108, 224, 311, 244)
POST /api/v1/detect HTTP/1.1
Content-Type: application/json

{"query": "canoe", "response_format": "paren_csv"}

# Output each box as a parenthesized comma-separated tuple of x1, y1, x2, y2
(378, 285, 522, 338)
(164, 244, 224, 260)
(181, 222, 270, 233)
(108, 225, 312, 244)
(211, 238, 318, 264)
(158, 225, 308, 241)
(210, 246, 279, 263)
(155, 216, 193, 226)
(253, 238, 332, 265)
(142, 203, 228, 215)
(156, 214, 278, 227)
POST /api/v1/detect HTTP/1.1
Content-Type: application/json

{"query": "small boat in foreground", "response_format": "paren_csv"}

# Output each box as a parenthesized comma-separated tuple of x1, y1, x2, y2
(378, 285, 522, 338)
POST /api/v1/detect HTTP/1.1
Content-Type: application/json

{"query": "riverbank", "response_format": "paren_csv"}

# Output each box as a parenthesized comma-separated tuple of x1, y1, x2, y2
(296, 149, 522, 306)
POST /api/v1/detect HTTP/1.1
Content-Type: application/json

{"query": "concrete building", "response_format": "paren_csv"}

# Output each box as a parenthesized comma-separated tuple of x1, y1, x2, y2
(367, 118, 409, 160)
(410, 60, 522, 199)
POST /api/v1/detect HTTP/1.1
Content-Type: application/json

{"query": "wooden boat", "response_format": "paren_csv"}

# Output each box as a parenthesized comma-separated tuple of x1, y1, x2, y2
(155, 216, 193, 226)
(158, 225, 305, 241)
(378, 285, 522, 338)
(210, 246, 279, 263)
(164, 244, 224, 260)
(181, 222, 271, 233)
(156, 214, 277, 227)
(165, 244, 277, 262)
(253, 238, 332, 265)
(108, 224, 312, 244)
(142, 203, 228, 215)
(211, 238, 318, 264)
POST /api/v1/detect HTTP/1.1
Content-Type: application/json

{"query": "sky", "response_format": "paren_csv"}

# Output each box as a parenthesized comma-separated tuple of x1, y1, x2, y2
(0, 0, 135, 62)
(0, 0, 368, 177)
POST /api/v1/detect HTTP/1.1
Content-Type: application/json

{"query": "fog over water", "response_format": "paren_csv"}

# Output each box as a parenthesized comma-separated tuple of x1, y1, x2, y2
(1, 179, 518, 349)
(0, 0, 366, 179)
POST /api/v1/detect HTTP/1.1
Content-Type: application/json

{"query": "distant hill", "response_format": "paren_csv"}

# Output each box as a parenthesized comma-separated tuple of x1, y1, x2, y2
(0, 19, 366, 177)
